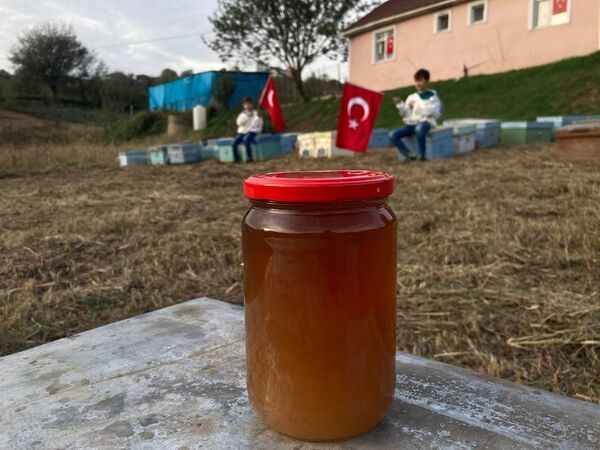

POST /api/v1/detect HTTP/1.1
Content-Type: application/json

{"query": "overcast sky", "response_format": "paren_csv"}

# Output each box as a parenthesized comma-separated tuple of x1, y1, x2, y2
(0, 0, 346, 78)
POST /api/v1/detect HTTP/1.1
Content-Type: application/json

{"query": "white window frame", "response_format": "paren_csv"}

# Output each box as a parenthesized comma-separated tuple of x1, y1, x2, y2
(529, 0, 572, 30)
(434, 10, 452, 33)
(468, 0, 488, 26)
(372, 26, 396, 64)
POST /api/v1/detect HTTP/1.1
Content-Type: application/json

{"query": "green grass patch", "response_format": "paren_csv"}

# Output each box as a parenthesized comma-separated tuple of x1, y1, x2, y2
(103, 112, 168, 143)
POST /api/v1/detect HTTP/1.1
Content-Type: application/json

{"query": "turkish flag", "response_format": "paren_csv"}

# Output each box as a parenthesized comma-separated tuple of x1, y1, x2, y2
(260, 77, 286, 133)
(387, 34, 394, 56)
(336, 83, 383, 152)
(553, 0, 568, 14)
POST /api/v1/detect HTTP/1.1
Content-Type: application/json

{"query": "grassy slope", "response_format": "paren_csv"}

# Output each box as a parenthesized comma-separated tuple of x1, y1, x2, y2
(203, 51, 600, 138)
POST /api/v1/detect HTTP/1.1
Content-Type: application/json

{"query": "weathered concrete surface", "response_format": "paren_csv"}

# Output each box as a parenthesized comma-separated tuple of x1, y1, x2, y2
(1, 298, 599, 450)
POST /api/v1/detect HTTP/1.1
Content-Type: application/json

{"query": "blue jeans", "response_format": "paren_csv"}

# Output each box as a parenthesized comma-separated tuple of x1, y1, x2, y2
(233, 132, 257, 162)
(392, 122, 432, 160)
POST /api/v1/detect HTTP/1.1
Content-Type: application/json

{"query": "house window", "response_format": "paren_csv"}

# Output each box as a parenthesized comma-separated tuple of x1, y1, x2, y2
(373, 28, 395, 63)
(531, 0, 570, 29)
(435, 10, 452, 33)
(469, 1, 487, 25)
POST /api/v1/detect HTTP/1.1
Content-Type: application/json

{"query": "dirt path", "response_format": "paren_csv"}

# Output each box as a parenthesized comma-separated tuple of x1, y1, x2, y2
(0, 109, 50, 130)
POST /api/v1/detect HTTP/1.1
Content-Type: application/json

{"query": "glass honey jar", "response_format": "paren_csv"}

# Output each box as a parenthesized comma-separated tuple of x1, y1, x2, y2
(242, 170, 397, 441)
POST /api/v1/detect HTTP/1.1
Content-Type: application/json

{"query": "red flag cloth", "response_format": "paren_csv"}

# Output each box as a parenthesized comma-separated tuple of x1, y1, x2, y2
(553, 0, 568, 14)
(336, 83, 383, 152)
(260, 77, 286, 133)
(386, 34, 394, 56)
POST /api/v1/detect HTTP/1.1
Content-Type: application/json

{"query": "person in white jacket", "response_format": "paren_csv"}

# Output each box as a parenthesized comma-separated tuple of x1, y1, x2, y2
(233, 97, 264, 162)
(391, 69, 443, 161)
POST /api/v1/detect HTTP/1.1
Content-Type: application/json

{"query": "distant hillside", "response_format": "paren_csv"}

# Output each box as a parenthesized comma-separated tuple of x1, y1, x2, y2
(10, 51, 599, 142)
(202, 51, 600, 138)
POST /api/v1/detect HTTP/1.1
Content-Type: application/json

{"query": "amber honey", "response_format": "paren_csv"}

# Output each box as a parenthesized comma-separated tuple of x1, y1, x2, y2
(242, 182, 397, 442)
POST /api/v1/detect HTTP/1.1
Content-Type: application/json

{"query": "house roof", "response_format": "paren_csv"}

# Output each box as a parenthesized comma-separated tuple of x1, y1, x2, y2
(345, 0, 459, 36)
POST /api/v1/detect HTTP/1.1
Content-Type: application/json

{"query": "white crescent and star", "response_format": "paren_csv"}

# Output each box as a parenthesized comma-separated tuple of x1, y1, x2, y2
(347, 96, 370, 130)
(267, 90, 275, 108)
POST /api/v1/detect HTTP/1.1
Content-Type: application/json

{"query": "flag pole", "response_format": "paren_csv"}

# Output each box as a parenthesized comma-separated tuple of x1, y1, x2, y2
(259, 76, 271, 107)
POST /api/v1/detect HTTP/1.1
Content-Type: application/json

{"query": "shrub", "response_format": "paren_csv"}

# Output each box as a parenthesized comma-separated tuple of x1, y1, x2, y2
(104, 111, 167, 143)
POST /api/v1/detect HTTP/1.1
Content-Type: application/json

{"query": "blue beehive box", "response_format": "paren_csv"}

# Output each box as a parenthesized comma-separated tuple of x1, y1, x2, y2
(537, 115, 600, 129)
(216, 138, 236, 163)
(118, 149, 148, 168)
(281, 133, 298, 154)
(148, 146, 169, 165)
(394, 127, 454, 161)
(251, 134, 284, 161)
(444, 119, 501, 149)
(217, 135, 284, 162)
(451, 124, 477, 154)
(198, 140, 218, 160)
(167, 143, 203, 165)
(200, 146, 217, 160)
(368, 128, 392, 150)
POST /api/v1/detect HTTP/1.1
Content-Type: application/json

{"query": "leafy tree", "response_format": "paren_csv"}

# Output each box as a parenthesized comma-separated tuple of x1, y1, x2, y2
(205, 0, 378, 101)
(180, 69, 195, 78)
(0, 69, 11, 80)
(101, 72, 147, 112)
(9, 23, 97, 100)
(75, 57, 107, 105)
(136, 74, 156, 88)
(158, 68, 179, 84)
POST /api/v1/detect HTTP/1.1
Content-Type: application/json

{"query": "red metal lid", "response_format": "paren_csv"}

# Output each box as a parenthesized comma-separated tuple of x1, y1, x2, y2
(244, 170, 395, 203)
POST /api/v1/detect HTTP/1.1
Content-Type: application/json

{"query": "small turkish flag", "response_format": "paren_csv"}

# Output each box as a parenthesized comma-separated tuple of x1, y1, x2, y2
(553, 0, 567, 14)
(260, 77, 286, 133)
(336, 83, 383, 152)
(387, 34, 394, 56)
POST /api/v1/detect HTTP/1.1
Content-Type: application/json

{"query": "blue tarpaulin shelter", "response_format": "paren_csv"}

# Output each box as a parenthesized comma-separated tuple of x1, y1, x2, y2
(148, 71, 269, 112)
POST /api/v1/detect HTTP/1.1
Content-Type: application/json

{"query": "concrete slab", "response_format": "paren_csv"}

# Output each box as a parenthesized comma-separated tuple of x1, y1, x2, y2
(1, 298, 599, 450)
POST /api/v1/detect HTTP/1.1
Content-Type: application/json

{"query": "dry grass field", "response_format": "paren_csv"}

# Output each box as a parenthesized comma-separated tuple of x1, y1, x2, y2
(1, 115, 599, 404)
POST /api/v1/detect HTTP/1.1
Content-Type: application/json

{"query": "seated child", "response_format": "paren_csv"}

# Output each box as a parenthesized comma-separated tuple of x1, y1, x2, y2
(392, 69, 442, 161)
(233, 97, 264, 162)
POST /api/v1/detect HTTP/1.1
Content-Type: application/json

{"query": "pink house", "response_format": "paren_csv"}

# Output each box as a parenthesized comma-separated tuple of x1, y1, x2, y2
(345, 0, 600, 91)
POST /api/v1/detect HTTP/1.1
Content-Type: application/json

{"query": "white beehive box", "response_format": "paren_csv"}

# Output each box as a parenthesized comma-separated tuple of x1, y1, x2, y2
(297, 132, 354, 158)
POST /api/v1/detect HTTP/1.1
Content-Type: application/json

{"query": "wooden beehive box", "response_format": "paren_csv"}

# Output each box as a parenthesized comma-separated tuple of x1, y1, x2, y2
(555, 122, 600, 161)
